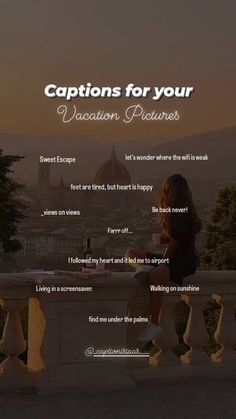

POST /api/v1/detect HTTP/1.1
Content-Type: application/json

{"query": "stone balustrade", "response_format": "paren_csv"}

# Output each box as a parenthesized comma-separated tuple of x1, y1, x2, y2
(0, 271, 235, 392)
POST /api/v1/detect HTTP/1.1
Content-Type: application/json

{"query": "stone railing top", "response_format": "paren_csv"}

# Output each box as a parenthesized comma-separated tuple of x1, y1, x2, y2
(183, 270, 236, 282)
(0, 272, 39, 286)
(183, 270, 236, 294)
(0, 270, 235, 300)
(0, 272, 38, 299)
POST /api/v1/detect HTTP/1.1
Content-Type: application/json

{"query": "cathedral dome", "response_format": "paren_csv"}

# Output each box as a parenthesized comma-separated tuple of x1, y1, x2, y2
(95, 147, 131, 184)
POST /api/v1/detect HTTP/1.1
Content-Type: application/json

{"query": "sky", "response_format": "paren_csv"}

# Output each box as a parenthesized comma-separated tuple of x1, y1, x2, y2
(1, 0, 236, 141)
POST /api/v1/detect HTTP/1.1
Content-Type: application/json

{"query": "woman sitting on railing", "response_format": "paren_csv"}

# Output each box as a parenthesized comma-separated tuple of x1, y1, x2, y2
(127, 174, 201, 345)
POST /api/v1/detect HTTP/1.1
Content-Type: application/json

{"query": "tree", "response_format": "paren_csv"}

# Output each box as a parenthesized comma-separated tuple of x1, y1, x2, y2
(0, 150, 25, 253)
(202, 186, 236, 269)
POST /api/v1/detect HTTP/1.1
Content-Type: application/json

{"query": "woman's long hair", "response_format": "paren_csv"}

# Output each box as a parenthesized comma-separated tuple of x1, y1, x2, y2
(159, 174, 200, 235)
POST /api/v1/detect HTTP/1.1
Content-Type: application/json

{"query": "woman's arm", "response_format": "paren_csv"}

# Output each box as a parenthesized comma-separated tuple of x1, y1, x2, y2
(163, 239, 178, 258)
(127, 238, 177, 267)
(126, 249, 147, 260)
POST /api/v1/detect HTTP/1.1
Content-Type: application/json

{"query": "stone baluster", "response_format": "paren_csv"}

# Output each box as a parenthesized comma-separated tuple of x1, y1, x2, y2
(181, 294, 210, 365)
(0, 299, 27, 373)
(152, 296, 179, 367)
(212, 294, 236, 364)
(127, 300, 149, 349)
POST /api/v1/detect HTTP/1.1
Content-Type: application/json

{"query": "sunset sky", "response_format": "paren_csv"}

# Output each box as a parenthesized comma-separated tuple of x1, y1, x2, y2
(1, 0, 236, 141)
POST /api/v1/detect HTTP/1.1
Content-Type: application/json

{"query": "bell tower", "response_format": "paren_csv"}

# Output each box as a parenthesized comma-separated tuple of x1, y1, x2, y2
(38, 162, 50, 209)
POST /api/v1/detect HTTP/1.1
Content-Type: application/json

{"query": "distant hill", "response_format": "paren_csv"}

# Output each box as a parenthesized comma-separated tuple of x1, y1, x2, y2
(124, 126, 236, 181)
